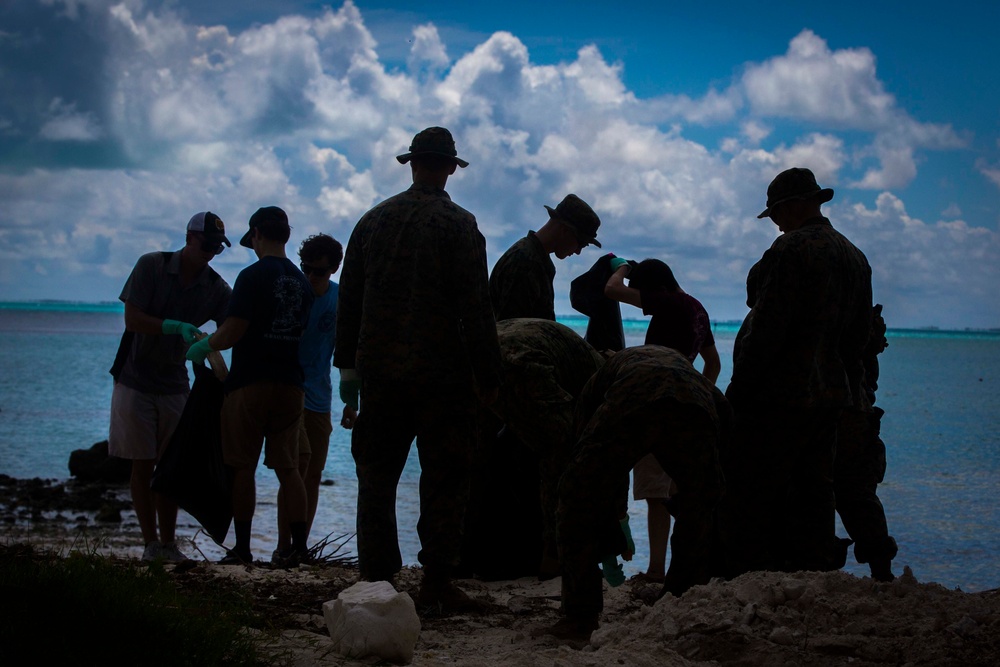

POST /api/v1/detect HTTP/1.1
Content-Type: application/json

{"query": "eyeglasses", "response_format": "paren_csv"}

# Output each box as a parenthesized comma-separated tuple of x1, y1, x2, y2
(200, 238, 225, 255)
(300, 263, 333, 276)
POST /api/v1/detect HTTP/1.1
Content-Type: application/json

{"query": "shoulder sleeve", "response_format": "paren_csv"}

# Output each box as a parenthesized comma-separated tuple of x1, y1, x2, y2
(226, 266, 257, 321)
(333, 220, 366, 370)
(119, 252, 160, 312)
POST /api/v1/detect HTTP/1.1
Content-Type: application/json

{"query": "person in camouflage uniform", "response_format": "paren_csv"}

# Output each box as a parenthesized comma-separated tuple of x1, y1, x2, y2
(489, 318, 606, 574)
(835, 304, 897, 581)
(333, 127, 502, 612)
(547, 345, 730, 642)
(489, 194, 602, 321)
(720, 167, 873, 576)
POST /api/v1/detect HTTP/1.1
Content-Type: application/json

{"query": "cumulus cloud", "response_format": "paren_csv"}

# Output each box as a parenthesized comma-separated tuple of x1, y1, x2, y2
(38, 98, 103, 141)
(0, 2, 994, 327)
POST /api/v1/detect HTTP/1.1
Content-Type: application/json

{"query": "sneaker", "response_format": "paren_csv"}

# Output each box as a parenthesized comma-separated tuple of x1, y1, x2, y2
(218, 549, 253, 566)
(159, 541, 190, 562)
(141, 541, 163, 562)
(273, 547, 303, 569)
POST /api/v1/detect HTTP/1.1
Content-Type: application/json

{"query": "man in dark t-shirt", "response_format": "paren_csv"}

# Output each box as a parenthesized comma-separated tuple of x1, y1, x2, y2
(188, 206, 314, 565)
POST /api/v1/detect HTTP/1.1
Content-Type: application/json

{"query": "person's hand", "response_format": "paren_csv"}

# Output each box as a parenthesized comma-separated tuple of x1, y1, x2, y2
(609, 256, 631, 273)
(162, 319, 202, 344)
(186, 335, 213, 364)
(340, 405, 358, 430)
(620, 516, 636, 561)
(601, 556, 625, 587)
(339, 369, 361, 411)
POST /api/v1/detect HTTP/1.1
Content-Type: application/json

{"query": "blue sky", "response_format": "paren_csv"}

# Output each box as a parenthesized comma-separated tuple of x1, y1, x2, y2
(1, 0, 998, 328)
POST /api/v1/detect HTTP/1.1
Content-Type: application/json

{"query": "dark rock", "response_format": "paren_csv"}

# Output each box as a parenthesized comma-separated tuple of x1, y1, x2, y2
(68, 440, 132, 483)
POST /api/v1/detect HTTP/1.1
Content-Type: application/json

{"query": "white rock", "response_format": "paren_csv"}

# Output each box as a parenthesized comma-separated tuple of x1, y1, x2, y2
(323, 581, 421, 664)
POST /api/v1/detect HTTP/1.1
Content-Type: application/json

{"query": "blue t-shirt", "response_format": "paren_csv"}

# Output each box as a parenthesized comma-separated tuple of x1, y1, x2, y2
(225, 256, 314, 393)
(299, 281, 338, 412)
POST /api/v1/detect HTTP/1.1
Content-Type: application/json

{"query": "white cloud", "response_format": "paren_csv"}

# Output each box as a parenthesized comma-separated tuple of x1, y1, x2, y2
(38, 98, 103, 141)
(0, 3, 994, 327)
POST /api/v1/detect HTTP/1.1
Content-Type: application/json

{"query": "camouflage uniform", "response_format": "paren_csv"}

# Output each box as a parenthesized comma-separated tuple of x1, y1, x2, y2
(722, 216, 872, 574)
(558, 346, 730, 621)
(489, 231, 556, 321)
(834, 304, 897, 578)
(492, 318, 606, 563)
(334, 183, 502, 582)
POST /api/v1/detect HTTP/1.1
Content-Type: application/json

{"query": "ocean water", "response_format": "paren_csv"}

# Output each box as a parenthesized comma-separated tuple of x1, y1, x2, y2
(0, 303, 998, 592)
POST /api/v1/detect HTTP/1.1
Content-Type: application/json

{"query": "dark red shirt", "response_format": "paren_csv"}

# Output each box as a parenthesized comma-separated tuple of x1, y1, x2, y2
(640, 289, 714, 361)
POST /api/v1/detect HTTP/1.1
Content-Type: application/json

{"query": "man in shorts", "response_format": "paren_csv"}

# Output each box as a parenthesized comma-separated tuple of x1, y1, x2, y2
(110, 211, 232, 561)
(274, 233, 344, 560)
(187, 206, 313, 565)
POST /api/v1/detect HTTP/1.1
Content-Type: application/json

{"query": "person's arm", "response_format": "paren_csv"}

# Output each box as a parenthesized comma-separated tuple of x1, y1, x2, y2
(125, 301, 201, 343)
(186, 316, 249, 363)
(604, 264, 643, 309)
(700, 343, 722, 384)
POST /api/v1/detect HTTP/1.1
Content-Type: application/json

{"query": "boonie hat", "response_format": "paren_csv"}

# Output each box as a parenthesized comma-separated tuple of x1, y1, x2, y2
(240, 206, 289, 248)
(757, 167, 834, 219)
(187, 211, 231, 247)
(545, 194, 602, 248)
(396, 126, 469, 168)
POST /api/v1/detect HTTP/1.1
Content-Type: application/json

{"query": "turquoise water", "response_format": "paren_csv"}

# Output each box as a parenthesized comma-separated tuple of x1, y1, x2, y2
(1, 302, 998, 591)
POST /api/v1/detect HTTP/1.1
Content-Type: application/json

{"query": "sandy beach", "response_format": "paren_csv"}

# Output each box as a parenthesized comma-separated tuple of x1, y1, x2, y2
(3, 475, 1000, 666)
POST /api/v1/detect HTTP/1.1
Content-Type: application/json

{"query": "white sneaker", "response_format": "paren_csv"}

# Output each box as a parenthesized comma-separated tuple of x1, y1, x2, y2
(141, 541, 163, 562)
(159, 541, 190, 562)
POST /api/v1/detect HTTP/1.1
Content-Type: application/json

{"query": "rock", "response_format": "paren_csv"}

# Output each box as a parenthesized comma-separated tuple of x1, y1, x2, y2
(68, 441, 132, 483)
(323, 580, 421, 664)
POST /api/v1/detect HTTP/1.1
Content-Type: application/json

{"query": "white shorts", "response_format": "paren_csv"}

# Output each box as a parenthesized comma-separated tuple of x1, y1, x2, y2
(108, 382, 187, 461)
(632, 453, 675, 500)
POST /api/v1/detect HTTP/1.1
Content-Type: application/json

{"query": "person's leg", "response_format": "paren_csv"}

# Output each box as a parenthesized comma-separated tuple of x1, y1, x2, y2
(277, 418, 310, 554)
(262, 384, 309, 563)
(648, 402, 724, 597)
(644, 499, 671, 581)
(413, 388, 481, 608)
(109, 383, 161, 554)
(221, 385, 266, 563)
(152, 391, 187, 550)
(302, 409, 333, 539)
(351, 384, 415, 581)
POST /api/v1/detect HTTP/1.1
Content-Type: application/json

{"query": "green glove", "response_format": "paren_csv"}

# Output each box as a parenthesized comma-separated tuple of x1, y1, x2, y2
(609, 256, 630, 272)
(185, 335, 213, 364)
(620, 516, 636, 555)
(162, 319, 201, 344)
(601, 557, 625, 587)
(339, 369, 361, 410)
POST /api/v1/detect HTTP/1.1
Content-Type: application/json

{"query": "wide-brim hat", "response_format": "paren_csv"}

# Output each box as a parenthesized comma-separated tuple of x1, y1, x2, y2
(395, 126, 469, 168)
(545, 194, 602, 248)
(757, 167, 834, 218)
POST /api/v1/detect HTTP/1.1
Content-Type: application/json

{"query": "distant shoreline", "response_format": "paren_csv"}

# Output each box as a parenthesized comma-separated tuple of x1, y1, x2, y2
(4, 300, 997, 337)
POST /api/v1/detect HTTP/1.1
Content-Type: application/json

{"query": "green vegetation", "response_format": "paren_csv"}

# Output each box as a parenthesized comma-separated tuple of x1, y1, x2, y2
(0, 544, 270, 666)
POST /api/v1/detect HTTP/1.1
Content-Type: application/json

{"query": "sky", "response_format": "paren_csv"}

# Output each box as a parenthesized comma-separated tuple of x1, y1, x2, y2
(1, 0, 998, 329)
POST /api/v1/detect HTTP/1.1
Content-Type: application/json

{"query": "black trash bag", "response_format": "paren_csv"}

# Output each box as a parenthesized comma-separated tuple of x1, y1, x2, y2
(152, 362, 232, 544)
(569, 254, 630, 353)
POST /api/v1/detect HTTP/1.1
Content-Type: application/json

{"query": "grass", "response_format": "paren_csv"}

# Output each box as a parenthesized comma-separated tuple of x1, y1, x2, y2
(0, 543, 272, 666)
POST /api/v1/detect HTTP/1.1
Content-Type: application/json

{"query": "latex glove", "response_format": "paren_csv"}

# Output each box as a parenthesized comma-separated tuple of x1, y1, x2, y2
(162, 319, 201, 344)
(609, 256, 630, 273)
(186, 335, 213, 364)
(620, 516, 636, 560)
(339, 368, 361, 411)
(601, 557, 625, 587)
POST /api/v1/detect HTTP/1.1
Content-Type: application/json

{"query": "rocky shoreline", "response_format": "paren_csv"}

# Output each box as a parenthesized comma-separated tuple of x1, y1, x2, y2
(3, 472, 999, 666)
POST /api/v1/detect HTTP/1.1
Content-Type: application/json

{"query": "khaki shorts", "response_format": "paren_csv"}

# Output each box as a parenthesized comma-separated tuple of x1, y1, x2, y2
(298, 409, 333, 473)
(108, 382, 188, 461)
(222, 382, 304, 471)
(632, 453, 676, 500)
